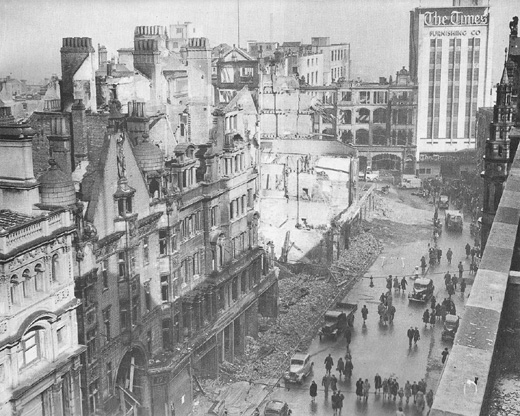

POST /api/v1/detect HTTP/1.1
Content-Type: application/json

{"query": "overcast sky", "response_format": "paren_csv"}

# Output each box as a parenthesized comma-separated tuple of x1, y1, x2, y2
(0, 0, 517, 84)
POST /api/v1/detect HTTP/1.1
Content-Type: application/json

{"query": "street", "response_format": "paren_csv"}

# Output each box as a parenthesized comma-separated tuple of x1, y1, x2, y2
(268, 190, 477, 416)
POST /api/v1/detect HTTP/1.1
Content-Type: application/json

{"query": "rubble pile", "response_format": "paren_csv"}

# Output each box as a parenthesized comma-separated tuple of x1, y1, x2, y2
(229, 231, 381, 382)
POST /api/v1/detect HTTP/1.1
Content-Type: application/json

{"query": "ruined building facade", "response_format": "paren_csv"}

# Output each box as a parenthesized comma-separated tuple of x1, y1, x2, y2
(26, 29, 278, 416)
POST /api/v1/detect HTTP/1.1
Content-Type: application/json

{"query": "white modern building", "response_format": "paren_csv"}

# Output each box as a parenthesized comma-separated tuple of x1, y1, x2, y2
(409, 4, 493, 176)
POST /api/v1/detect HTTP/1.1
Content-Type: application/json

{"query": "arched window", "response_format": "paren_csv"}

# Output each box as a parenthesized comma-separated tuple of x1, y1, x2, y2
(356, 108, 370, 124)
(373, 127, 387, 146)
(10, 275, 19, 305)
(51, 254, 59, 282)
(340, 130, 353, 144)
(355, 129, 369, 145)
(22, 269, 31, 298)
(34, 264, 44, 292)
(149, 178, 160, 199)
(19, 328, 44, 367)
(373, 108, 386, 124)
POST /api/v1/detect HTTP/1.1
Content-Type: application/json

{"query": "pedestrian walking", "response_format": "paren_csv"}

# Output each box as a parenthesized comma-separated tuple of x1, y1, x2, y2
(441, 303, 447, 322)
(461, 278, 467, 295)
(382, 378, 389, 400)
(394, 276, 400, 292)
(442, 347, 449, 364)
(388, 304, 396, 324)
(422, 309, 430, 325)
(344, 357, 353, 379)
(419, 378, 427, 393)
(356, 378, 364, 400)
(421, 256, 427, 273)
(378, 302, 386, 323)
(430, 295, 436, 310)
(309, 381, 317, 402)
(337, 391, 344, 414)
(465, 243, 471, 258)
(404, 381, 412, 404)
(390, 379, 399, 401)
(417, 390, 426, 411)
(344, 326, 352, 347)
(426, 389, 434, 412)
(452, 274, 458, 289)
(325, 354, 334, 375)
(446, 248, 453, 264)
(437, 248, 442, 263)
(321, 374, 330, 397)
(330, 374, 338, 392)
(447, 283, 455, 298)
(380, 292, 387, 305)
(396, 406, 405, 416)
(398, 387, 404, 402)
(387, 275, 393, 290)
(375, 373, 382, 393)
(331, 391, 338, 415)
(401, 276, 408, 292)
(444, 271, 451, 289)
(429, 310, 436, 327)
(363, 379, 371, 401)
(407, 326, 414, 347)
(413, 327, 420, 345)
(336, 357, 345, 380)
(412, 381, 418, 403)
(458, 261, 464, 279)
(361, 305, 369, 325)
(471, 247, 476, 261)
(435, 303, 442, 320)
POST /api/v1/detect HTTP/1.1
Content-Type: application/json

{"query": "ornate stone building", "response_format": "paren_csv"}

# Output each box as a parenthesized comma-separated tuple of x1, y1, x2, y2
(0, 121, 85, 416)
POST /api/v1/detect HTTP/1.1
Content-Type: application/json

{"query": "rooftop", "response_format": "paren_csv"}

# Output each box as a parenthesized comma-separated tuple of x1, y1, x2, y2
(0, 210, 33, 230)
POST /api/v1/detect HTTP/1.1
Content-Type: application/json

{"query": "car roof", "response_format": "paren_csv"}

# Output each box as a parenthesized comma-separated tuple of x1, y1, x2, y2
(415, 278, 432, 285)
(292, 352, 309, 360)
(445, 314, 459, 323)
(266, 400, 285, 411)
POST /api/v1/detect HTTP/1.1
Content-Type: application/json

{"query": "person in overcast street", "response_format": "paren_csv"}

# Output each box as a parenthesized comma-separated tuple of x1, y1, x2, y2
(375, 373, 382, 393)
(422, 309, 430, 326)
(429, 309, 436, 327)
(458, 261, 464, 279)
(363, 378, 371, 401)
(407, 326, 414, 347)
(444, 271, 451, 289)
(446, 248, 453, 264)
(461, 278, 467, 296)
(337, 390, 344, 414)
(330, 374, 338, 393)
(465, 243, 471, 258)
(404, 381, 412, 404)
(361, 304, 369, 325)
(414, 327, 420, 345)
(452, 273, 458, 289)
(393, 276, 400, 292)
(336, 357, 345, 380)
(412, 381, 419, 403)
(442, 347, 449, 364)
(309, 380, 317, 402)
(325, 354, 333, 375)
(382, 378, 389, 400)
(356, 378, 364, 400)
(322, 374, 330, 397)
(401, 276, 408, 292)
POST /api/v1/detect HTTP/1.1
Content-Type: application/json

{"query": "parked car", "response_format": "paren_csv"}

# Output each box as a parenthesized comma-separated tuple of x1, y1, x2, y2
(283, 352, 313, 384)
(408, 278, 434, 302)
(318, 300, 357, 341)
(400, 174, 422, 189)
(445, 210, 463, 232)
(442, 314, 460, 341)
(438, 194, 449, 209)
(264, 400, 292, 416)
(359, 169, 379, 182)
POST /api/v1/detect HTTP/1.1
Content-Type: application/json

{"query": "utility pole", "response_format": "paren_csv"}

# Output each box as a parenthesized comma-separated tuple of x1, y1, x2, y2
(296, 159, 300, 227)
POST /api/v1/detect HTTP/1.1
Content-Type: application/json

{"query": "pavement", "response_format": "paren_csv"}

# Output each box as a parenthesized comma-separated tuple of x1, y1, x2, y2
(267, 198, 477, 416)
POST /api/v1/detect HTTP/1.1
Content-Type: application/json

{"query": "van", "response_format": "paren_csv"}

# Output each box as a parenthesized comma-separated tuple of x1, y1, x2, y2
(400, 174, 422, 189)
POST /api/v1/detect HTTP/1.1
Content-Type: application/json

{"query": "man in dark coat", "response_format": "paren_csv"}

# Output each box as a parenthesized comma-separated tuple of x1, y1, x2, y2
(356, 378, 364, 399)
(465, 243, 471, 258)
(413, 327, 420, 345)
(407, 326, 414, 347)
(458, 261, 464, 279)
(324, 354, 333, 375)
(309, 381, 318, 402)
(361, 305, 369, 324)
(446, 248, 453, 264)
(441, 347, 449, 364)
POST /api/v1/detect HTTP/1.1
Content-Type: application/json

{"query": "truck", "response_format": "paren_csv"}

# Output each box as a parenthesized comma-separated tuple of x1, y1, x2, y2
(318, 298, 357, 341)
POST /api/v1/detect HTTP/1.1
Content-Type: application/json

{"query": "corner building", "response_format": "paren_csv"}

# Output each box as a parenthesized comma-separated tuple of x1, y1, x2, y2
(410, 5, 493, 176)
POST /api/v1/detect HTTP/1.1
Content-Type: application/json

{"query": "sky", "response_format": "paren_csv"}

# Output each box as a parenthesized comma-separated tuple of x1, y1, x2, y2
(0, 0, 518, 84)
